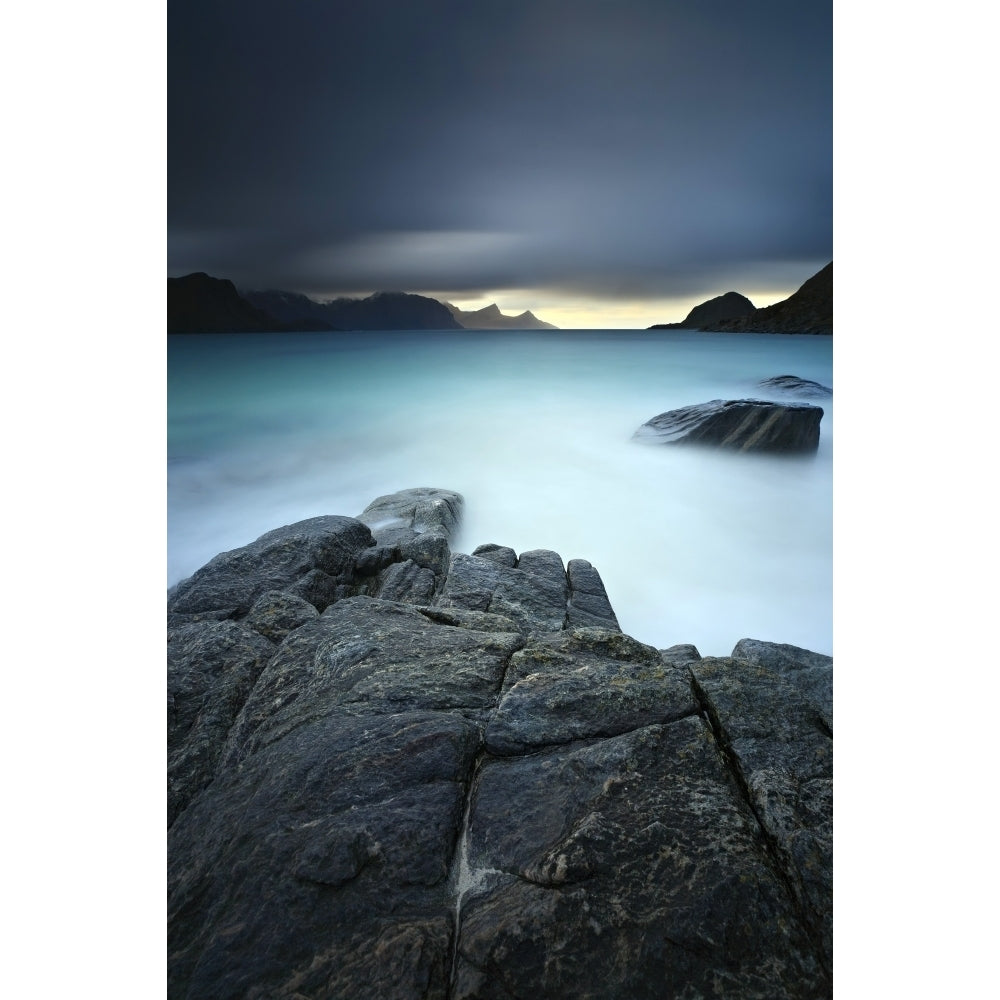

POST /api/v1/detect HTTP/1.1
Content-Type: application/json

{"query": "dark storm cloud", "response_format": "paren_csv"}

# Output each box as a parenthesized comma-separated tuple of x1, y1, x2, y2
(168, 0, 831, 299)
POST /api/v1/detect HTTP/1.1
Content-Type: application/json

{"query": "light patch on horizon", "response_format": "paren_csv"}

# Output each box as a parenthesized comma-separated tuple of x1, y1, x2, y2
(437, 287, 800, 330)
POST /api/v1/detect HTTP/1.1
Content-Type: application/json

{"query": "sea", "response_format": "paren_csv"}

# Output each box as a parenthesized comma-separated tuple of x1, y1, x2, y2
(168, 329, 832, 657)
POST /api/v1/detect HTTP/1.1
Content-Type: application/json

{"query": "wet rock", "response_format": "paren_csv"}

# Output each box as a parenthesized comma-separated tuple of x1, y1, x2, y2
(660, 642, 702, 665)
(470, 543, 517, 567)
(168, 708, 480, 1000)
(435, 547, 610, 637)
(244, 589, 320, 641)
(456, 717, 826, 999)
(167, 491, 833, 999)
(167, 515, 373, 617)
(414, 605, 522, 635)
(759, 374, 832, 398)
(358, 487, 463, 545)
(434, 552, 504, 613)
(634, 398, 823, 454)
(350, 490, 461, 601)
(566, 557, 620, 630)
(167, 620, 275, 827)
(218, 596, 522, 767)
(690, 640, 834, 977)
(370, 558, 437, 603)
(485, 628, 697, 754)
(487, 549, 569, 634)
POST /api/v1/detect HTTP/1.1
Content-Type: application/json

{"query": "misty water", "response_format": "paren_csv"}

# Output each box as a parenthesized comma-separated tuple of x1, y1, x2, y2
(168, 330, 832, 657)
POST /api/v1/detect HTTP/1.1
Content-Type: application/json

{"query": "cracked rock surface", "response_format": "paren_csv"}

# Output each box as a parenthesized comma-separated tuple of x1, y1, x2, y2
(167, 487, 833, 999)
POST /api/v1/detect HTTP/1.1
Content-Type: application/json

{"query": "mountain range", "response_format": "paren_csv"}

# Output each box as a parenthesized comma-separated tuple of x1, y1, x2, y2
(168, 273, 559, 333)
(444, 301, 557, 330)
(648, 262, 833, 335)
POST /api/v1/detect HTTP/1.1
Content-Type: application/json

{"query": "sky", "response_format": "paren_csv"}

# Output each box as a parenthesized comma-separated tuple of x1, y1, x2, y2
(168, 0, 831, 328)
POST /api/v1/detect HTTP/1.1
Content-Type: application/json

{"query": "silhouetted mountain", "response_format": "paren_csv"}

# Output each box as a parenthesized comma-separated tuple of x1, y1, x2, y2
(330, 291, 461, 330)
(242, 289, 341, 330)
(445, 301, 558, 330)
(245, 289, 461, 330)
(170, 273, 560, 332)
(168, 273, 289, 333)
(710, 263, 832, 335)
(648, 291, 755, 330)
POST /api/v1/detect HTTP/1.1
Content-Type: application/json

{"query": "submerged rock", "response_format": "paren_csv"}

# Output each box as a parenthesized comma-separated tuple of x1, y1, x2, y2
(759, 375, 833, 398)
(634, 398, 823, 454)
(167, 489, 832, 999)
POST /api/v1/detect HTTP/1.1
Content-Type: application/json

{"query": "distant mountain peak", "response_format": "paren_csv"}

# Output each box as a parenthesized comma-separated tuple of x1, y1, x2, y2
(447, 300, 558, 330)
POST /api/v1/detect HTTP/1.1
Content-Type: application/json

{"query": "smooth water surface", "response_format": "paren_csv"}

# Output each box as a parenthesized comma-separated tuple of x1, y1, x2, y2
(168, 330, 832, 656)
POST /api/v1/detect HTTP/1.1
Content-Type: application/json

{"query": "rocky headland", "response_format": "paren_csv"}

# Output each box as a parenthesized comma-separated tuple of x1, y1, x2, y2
(168, 487, 833, 999)
(711, 264, 832, 336)
(648, 291, 756, 330)
(168, 273, 294, 333)
(647, 263, 832, 336)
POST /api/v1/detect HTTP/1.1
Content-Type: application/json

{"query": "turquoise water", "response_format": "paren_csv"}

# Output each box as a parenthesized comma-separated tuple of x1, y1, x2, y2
(168, 330, 832, 656)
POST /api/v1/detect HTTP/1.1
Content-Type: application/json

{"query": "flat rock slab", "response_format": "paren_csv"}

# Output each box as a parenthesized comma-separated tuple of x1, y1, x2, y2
(168, 708, 481, 1000)
(221, 596, 524, 766)
(634, 398, 823, 454)
(455, 717, 826, 999)
(485, 628, 698, 754)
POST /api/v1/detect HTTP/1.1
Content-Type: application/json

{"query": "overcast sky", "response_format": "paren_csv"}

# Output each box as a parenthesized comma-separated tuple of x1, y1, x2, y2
(168, 0, 831, 326)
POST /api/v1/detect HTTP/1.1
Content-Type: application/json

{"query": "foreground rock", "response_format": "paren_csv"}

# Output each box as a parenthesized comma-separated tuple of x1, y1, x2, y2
(168, 487, 833, 999)
(167, 515, 373, 620)
(634, 398, 824, 454)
